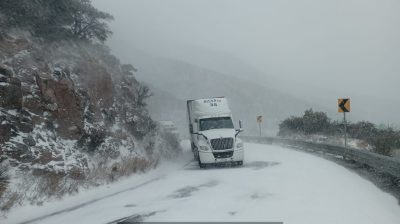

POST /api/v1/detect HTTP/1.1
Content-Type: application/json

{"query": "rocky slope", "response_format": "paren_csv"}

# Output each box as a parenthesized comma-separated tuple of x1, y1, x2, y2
(0, 32, 180, 211)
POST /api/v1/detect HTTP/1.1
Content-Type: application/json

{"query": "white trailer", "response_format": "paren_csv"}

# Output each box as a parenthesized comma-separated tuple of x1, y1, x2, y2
(187, 97, 244, 168)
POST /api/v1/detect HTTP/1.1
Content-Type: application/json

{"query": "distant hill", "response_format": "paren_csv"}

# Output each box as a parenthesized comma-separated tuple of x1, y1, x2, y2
(132, 52, 328, 136)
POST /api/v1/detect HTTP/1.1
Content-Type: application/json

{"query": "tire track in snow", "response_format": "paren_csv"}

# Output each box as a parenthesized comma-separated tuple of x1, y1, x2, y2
(18, 161, 194, 224)
(18, 176, 165, 224)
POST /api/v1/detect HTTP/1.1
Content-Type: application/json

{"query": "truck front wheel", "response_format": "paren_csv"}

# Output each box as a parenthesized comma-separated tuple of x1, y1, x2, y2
(198, 159, 206, 169)
(199, 162, 206, 169)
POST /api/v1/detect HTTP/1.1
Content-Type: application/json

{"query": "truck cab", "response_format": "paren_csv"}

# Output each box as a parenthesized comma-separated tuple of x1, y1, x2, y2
(187, 97, 244, 168)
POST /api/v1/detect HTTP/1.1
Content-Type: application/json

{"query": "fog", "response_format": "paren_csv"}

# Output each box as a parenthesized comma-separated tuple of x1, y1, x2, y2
(93, 0, 400, 127)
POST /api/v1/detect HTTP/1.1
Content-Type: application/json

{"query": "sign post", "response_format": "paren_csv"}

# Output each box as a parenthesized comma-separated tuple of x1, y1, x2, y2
(338, 98, 350, 148)
(344, 112, 347, 147)
(256, 115, 263, 136)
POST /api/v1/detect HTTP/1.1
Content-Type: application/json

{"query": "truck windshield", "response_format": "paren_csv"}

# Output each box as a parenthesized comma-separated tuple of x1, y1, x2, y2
(199, 117, 234, 131)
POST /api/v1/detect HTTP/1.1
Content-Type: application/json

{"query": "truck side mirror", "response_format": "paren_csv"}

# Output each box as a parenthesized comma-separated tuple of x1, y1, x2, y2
(235, 120, 244, 137)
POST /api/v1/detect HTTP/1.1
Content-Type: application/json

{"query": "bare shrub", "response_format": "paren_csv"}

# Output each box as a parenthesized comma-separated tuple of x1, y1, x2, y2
(84, 161, 109, 186)
(33, 171, 67, 199)
(0, 164, 8, 198)
(115, 156, 154, 177)
(1, 192, 23, 211)
(86, 155, 155, 184)
(0, 153, 157, 213)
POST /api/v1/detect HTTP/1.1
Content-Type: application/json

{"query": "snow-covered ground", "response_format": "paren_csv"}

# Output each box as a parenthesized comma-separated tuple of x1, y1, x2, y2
(3, 142, 400, 224)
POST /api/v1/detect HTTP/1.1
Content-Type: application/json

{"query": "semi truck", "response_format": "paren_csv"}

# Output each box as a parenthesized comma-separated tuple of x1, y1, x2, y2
(187, 97, 244, 168)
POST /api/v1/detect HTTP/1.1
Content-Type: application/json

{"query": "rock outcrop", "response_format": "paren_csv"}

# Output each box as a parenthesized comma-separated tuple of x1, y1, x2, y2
(0, 33, 179, 205)
(0, 65, 22, 110)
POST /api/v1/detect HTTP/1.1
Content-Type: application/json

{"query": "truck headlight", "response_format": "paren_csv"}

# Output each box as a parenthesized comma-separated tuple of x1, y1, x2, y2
(199, 145, 209, 151)
(236, 142, 244, 148)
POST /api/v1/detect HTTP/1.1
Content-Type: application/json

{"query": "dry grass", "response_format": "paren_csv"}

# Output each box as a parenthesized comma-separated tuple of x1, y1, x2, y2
(35, 172, 67, 198)
(112, 157, 155, 178)
(0, 164, 8, 202)
(86, 155, 155, 184)
(0, 184, 5, 198)
(0, 155, 156, 213)
(1, 192, 23, 211)
(356, 140, 370, 149)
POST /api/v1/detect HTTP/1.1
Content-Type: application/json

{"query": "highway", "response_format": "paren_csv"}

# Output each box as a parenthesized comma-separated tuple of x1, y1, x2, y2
(6, 142, 400, 224)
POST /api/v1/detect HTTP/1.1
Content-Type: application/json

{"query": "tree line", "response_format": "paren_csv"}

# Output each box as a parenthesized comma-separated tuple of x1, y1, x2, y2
(278, 109, 400, 156)
(0, 0, 113, 42)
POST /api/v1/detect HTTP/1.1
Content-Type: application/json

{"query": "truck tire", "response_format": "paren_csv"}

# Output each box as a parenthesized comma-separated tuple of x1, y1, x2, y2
(199, 162, 206, 169)
(198, 158, 206, 169)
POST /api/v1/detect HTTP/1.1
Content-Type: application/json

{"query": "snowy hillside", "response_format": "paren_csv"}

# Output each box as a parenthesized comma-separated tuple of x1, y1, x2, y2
(122, 51, 327, 136)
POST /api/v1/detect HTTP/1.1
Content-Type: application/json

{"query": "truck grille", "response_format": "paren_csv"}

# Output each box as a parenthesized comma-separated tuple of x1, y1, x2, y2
(210, 138, 234, 150)
(213, 151, 234, 158)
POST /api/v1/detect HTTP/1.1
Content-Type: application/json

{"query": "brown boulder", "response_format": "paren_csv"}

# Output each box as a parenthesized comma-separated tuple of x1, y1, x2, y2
(0, 66, 22, 110)
(23, 95, 44, 115)
(74, 60, 114, 120)
(0, 82, 22, 109)
(35, 73, 84, 139)
(0, 123, 13, 144)
(0, 64, 13, 78)
(5, 141, 35, 163)
(23, 136, 36, 146)
(0, 75, 7, 82)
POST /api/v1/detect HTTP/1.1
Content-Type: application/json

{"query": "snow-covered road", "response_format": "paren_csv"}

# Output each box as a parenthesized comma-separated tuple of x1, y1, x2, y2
(5, 142, 400, 224)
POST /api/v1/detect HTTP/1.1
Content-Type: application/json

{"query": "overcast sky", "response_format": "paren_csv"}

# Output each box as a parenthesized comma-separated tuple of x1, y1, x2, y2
(93, 0, 400, 124)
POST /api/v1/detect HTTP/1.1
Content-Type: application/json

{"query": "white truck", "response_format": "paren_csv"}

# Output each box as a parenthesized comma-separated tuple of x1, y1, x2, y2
(187, 97, 244, 168)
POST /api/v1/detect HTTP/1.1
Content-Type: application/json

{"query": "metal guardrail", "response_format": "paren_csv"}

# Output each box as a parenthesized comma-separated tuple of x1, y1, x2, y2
(242, 136, 400, 179)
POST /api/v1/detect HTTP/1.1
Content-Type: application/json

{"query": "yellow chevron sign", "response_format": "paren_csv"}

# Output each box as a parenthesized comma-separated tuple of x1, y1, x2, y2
(338, 98, 350, 113)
